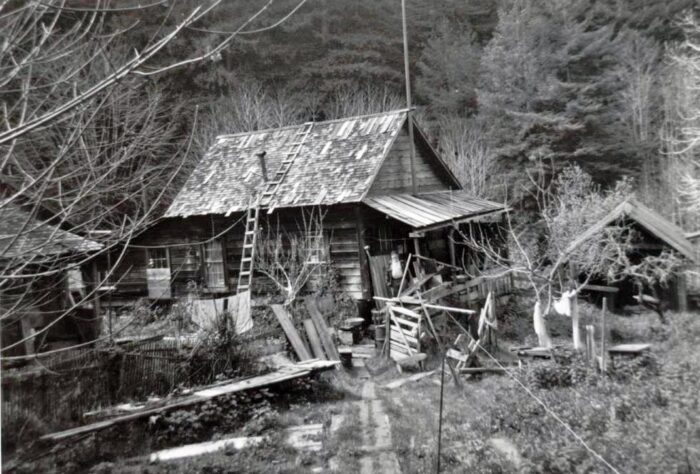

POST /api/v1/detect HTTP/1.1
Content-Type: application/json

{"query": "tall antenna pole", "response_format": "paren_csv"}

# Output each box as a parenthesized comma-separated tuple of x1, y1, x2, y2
(401, 0, 417, 195)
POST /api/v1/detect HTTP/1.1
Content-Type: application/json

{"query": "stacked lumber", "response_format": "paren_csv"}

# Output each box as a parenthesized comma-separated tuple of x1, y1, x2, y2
(270, 298, 340, 362)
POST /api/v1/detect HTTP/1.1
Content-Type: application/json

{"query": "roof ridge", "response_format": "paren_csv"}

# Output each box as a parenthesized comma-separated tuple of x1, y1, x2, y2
(214, 108, 410, 141)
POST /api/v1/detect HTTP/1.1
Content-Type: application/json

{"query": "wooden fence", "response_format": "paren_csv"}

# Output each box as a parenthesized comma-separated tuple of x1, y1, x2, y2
(1, 340, 189, 434)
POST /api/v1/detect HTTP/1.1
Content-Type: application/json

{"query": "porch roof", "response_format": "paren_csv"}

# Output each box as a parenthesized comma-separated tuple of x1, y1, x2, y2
(362, 191, 506, 231)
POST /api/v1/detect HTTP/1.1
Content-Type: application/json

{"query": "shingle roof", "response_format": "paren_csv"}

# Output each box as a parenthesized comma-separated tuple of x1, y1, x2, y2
(564, 199, 696, 262)
(0, 202, 102, 260)
(165, 110, 419, 218)
(363, 191, 505, 230)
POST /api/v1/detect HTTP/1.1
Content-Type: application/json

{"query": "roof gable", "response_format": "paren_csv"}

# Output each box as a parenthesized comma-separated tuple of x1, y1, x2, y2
(0, 202, 102, 260)
(564, 199, 696, 261)
(165, 110, 458, 218)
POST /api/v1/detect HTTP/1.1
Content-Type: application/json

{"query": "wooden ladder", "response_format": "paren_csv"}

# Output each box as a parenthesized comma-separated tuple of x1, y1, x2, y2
(236, 202, 259, 294)
(236, 122, 313, 294)
(259, 122, 314, 208)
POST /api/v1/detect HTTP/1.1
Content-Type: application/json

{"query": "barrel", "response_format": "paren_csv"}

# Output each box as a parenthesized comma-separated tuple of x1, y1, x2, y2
(373, 323, 386, 348)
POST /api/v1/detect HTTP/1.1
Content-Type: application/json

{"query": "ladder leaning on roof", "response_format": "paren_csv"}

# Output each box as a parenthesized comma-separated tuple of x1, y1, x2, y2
(259, 122, 314, 208)
(236, 200, 260, 294)
(235, 122, 314, 295)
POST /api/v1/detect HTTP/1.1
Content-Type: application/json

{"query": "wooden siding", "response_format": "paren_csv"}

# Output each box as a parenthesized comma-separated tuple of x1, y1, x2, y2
(110, 206, 367, 301)
(367, 127, 454, 196)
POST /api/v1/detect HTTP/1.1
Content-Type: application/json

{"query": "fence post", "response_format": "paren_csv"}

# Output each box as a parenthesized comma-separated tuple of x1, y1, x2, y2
(600, 297, 607, 374)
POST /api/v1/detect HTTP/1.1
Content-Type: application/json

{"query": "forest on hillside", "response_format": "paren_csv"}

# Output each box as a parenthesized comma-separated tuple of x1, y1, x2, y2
(114, 0, 700, 226)
(3, 0, 700, 230)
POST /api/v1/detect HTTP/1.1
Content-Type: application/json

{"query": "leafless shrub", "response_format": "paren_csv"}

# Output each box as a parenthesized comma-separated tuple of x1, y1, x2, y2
(255, 208, 329, 305)
(436, 116, 496, 197)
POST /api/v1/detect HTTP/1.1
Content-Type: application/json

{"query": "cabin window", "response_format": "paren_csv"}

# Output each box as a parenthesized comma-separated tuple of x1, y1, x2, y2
(204, 239, 227, 291)
(146, 247, 171, 299)
(148, 248, 170, 269)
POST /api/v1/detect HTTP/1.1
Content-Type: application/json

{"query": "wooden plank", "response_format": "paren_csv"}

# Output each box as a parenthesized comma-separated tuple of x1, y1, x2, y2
(388, 344, 412, 359)
(389, 313, 415, 359)
(305, 298, 340, 361)
(303, 319, 326, 360)
(395, 353, 427, 367)
(400, 272, 438, 296)
(607, 343, 651, 354)
(383, 370, 437, 389)
(41, 361, 338, 442)
(392, 316, 419, 331)
(458, 367, 507, 374)
(389, 305, 422, 319)
(271, 305, 312, 361)
(150, 436, 263, 461)
(582, 284, 619, 293)
(390, 328, 419, 345)
(446, 348, 468, 363)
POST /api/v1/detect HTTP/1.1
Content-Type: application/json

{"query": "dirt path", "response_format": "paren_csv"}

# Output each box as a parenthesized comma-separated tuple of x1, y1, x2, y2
(330, 360, 401, 473)
(357, 379, 401, 473)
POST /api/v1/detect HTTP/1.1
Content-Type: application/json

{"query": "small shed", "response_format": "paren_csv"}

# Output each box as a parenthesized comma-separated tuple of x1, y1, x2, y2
(1, 201, 102, 356)
(570, 199, 697, 310)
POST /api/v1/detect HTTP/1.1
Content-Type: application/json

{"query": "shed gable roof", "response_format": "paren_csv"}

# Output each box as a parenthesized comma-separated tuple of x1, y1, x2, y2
(564, 199, 696, 262)
(0, 202, 102, 260)
(164, 110, 459, 218)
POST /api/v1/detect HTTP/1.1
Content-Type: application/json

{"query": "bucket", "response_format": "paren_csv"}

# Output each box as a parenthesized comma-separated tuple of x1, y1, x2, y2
(374, 324, 386, 345)
(339, 348, 353, 368)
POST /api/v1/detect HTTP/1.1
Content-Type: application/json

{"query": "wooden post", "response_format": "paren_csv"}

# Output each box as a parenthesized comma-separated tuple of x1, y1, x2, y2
(448, 228, 456, 267)
(600, 297, 607, 373)
(385, 306, 392, 359)
(401, 0, 417, 196)
(413, 237, 421, 257)
(355, 207, 372, 301)
(572, 291, 581, 351)
(676, 273, 688, 312)
(584, 325, 591, 363)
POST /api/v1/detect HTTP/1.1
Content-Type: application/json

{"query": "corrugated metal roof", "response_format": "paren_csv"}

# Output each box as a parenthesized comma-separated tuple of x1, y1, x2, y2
(165, 110, 414, 218)
(362, 191, 506, 229)
(564, 199, 696, 262)
(0, 202, 102, 260)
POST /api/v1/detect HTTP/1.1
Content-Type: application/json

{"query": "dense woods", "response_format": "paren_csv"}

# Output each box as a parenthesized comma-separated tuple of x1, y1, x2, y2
(94, 0, 698, 226)
(3, 0, 699, 227)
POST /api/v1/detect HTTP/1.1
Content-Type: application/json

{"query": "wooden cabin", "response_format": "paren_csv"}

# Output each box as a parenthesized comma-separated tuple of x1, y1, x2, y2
(573, 199, 697, 311)
(106, 110, 507, 312)
(0, 201, 102, 357)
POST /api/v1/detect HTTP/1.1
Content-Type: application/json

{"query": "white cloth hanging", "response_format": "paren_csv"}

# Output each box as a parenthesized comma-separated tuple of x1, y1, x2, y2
(190, 292, 253, 335)
(553, 289, 577, 317)
(390, 251, 403, 279)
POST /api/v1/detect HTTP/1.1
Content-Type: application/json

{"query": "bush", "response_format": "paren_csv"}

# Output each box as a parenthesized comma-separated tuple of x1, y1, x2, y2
(183, 311, 262, 385)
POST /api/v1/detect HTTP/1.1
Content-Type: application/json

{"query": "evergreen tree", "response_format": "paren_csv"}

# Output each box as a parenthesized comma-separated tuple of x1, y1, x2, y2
(416, 21, 482, 119)
(477, 0, 625, 199)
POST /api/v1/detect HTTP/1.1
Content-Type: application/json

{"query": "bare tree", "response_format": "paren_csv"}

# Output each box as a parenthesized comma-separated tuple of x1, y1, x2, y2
(614, 31, 663, 201)
(255, 209, 328, 306)
(323, 83, 403, 120)
(0, 0, 284, 355)
(666, 15, 700, 222)
(199, 79, 307, 150)
(436, 116, 496, 197)
(456, 165, 685, 347)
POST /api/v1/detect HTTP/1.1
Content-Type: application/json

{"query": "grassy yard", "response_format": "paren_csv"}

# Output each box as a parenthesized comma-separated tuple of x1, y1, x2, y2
(380, 309, 700, 473)
(7, 308, 699, 473)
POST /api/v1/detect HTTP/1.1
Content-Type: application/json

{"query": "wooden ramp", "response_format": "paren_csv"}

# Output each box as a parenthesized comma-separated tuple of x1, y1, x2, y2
(41, 359, 338, 442)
